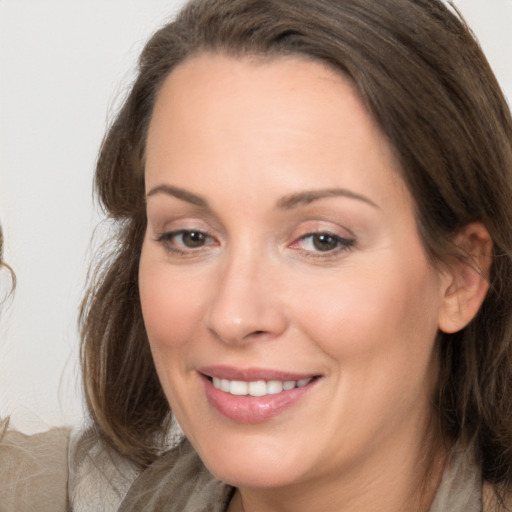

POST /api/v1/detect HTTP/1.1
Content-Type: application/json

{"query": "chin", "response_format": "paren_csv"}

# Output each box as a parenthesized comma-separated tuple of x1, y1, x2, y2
(192, 431, 310, 489)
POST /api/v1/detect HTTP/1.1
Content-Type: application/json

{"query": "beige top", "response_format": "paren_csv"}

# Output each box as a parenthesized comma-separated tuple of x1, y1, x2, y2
(118, 439, 233, 512)
(0, 420, 69, 512)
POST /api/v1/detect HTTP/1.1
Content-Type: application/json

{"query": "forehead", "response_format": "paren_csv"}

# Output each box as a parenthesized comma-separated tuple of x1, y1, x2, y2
(145, 53, 409, 210)
(148, 54, 378, 147)
(148, 53, 371, 140)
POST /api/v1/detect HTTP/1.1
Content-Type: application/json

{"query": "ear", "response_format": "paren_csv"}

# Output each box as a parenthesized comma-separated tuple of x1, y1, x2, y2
(438, 222, 492, 334)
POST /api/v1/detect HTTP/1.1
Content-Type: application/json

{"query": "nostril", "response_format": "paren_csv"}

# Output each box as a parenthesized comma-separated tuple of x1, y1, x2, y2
(246, 330, 271, 339)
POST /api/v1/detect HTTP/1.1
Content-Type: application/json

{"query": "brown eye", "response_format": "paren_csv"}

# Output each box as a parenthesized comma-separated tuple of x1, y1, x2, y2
(294, 232, 355, 254)
(312, 234, 340, 252)
(181, 231, 207, 248)
(156, 229, 214, 253)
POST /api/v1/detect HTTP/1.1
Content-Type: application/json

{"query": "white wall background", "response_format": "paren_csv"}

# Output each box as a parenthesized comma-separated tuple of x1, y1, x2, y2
(0, 0, 511, 434)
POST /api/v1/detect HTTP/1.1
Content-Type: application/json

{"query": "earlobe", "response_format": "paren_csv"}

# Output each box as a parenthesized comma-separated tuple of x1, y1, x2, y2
(438, 222, 492, 334)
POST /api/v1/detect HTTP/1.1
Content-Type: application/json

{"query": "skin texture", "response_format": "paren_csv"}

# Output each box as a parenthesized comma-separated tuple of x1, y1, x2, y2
(139, 54, 490, 512)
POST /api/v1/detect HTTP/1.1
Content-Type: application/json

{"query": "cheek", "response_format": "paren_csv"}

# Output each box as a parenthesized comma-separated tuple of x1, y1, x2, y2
(290, 255, 443, 448)
(138, 252, 209, 354)
(292, 253, 442, 372)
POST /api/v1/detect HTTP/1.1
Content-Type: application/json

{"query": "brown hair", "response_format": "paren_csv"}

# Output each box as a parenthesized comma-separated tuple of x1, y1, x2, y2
(80, 0, 512, 486)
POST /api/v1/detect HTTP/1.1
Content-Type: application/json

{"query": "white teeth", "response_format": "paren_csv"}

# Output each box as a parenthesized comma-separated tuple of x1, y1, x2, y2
(211, 377, 314, 396)
(230, 380, 248, 395)
(297, 378, 311, 388)
(248, 380, 267, 397)
(283, 381, 296, 391)
(267, 380, 284, 394)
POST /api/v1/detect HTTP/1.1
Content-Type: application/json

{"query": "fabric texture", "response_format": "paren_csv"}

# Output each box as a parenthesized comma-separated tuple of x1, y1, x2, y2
(68, 417, 184, 512)
(429, 443, 482, 512)
(68, 428, 139, 512)
(117, 439, 234, 512)
(0, 420, 70, 512)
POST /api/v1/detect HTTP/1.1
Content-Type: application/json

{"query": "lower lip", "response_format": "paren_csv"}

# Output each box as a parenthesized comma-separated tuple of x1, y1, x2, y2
(202, 375, 316, 423)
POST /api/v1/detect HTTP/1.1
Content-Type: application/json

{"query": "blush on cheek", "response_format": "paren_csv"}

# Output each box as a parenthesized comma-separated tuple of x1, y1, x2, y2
(295, 283, 387, 360)
(297, 263, 439, 366)
(139, 268, 207, 353)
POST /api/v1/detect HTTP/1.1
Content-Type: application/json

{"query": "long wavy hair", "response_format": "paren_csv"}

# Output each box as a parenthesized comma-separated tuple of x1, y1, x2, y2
(80, 0, 512, 490)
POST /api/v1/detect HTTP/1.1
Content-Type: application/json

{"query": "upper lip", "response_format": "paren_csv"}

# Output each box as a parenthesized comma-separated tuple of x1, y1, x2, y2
(199, 365, 318, 381)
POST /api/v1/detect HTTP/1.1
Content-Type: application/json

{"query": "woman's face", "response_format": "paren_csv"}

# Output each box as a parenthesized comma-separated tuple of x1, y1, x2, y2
(139, 54, 450, 493)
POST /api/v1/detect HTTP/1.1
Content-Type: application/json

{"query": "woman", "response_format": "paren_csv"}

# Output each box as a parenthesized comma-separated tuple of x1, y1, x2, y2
(75, 0, 512, 510)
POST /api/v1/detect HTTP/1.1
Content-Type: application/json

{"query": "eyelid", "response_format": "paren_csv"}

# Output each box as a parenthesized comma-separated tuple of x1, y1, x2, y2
(287, 222, 356, 257)
(289, 220, 355, 242)
(148, 213, 218, 239)
(156, 229, 211, 244)
(291, 232, 354, 250)
(155, 227, 219, 256)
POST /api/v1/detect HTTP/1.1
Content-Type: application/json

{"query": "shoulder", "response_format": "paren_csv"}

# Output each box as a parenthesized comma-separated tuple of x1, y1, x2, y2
(0, 420, 70, 512)
(118, 438, 234, 512)
(68, 428, 140, 512)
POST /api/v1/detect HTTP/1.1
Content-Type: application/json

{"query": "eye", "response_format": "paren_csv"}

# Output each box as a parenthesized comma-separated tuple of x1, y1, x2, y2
(178, 230, 208, 248)
(294, 232, 354, 253)
(156, 229, 215, 253)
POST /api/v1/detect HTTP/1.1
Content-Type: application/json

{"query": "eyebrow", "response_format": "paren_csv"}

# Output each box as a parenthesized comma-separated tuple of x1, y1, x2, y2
(146, 184, 379, 210)
(277, 188, 379, 210)
(146, 184, 209, 208)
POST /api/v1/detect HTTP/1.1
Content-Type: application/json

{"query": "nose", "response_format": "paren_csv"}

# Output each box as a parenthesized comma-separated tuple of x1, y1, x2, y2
(204, 250, 288, 346)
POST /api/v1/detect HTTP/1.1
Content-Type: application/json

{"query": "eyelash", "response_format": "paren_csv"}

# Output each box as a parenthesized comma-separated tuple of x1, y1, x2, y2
(155, 229, 355, 258)
(293, 232, 354, 257)
(299, 231, 354, 253)
(155, 230, 217, 256)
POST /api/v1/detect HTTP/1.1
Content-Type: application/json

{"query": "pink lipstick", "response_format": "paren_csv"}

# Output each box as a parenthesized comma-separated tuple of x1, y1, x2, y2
(200, 366, 319, 423)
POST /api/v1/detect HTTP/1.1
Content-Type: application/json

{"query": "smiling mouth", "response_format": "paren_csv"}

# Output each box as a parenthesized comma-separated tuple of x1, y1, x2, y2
(201, 371, 320, 422)
(208, 377, 316, 397)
